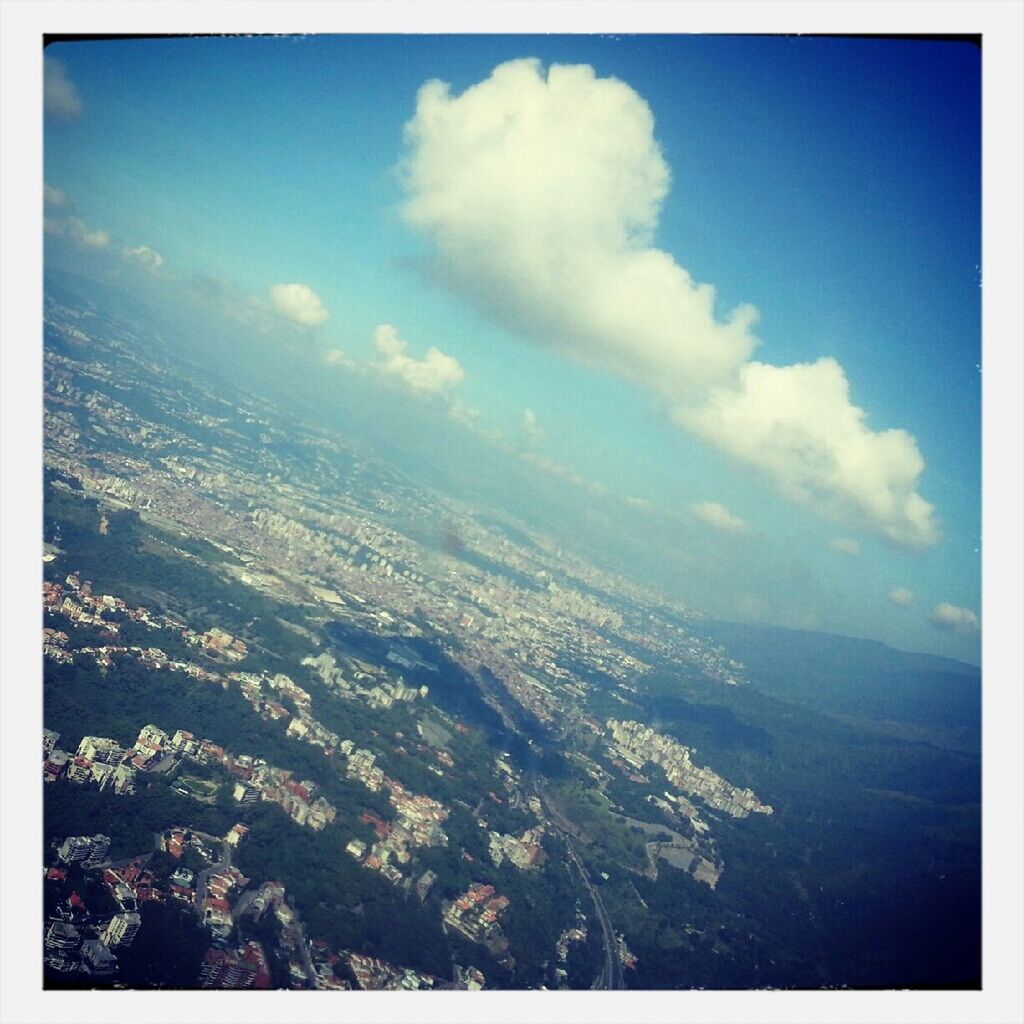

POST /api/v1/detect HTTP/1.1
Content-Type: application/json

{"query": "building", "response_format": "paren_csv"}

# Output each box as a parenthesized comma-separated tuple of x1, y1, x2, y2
(111, 764, 137, 795)
(170, 867, 195, 888)
(226, 823, 249, 847)
(44, 921, 81, 972)
(56, 834, 110, 866)
(134, 723, 168, 752)
(102, 912, 141, 948)
(77, 736, 125, 765)
(43, 729, 60, 758)
(111, 882, 138, 913)
(90, 761, 116, 789)
(66, 756, 94, 784)
(43, 749, 69, 782)
(170, 728, 195, 749)
(80, 938, 118, 976)
(415, 869, 437, 902)
(454, 963, 486, 990)
(233, 782, 258, 805)
(199, 943, 269, 989)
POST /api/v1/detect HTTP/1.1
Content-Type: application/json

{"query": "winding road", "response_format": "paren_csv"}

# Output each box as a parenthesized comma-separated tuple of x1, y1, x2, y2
(193, 835, 232, 915)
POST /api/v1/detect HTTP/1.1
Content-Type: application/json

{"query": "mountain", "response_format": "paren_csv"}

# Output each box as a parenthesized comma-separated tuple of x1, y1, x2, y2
(700, 621, 980, 751)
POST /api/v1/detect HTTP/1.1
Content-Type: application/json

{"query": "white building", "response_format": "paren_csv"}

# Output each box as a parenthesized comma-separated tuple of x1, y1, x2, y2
(102, 912, 142, 948)
(56, 833, 110, 865)
(136, 724, 168, 749)
(78, 736, 125, 765)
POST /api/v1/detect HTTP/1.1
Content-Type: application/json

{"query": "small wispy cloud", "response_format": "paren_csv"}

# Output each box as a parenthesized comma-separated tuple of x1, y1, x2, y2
(44, 183, 67, 206)
(122, 245, 164, 271)
(323, 348, 355, 369)
(888, 587, 913, 608)
(691, 500, 748, 534)
(371, 323, 465, 395)
(447, 400, 498, 436)
(189, 275, 297, 336)
(929, 602, 979, 636)
(521, 408, 545, 449)
(829, 537, 861, 557)
(45, 56, 83, 121)
(521, 449, 586, 489)
(270, 283, 329, 327)
(68, 217, 110, 249)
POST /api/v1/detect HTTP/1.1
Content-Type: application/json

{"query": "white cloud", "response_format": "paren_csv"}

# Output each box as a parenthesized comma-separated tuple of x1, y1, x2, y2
(68, 217, 110, 249)
(45, 213, 111, 250)
(691, 500, 748, 534)
(680, 359, 938, 549)
(521, 408, 545, 449)
(44, 56, 83, 121)
(122, 245, 164, 271)
(888, 587, 913, 607)
(269, 283, 329, 327)
(624, 495, 651, 509)
(44, 183, 67, 206)
(323, 348, 355, 368)
(403, 58, 756, 399)
(521, 449, 586, 488)
(401, 58, 939, 550)
(829, 537, 861, 557)
(448, 401, 504, 441)
(370, 323, 465, 395)
(448, 401, 479, 426)
(929, 602, 979, 636)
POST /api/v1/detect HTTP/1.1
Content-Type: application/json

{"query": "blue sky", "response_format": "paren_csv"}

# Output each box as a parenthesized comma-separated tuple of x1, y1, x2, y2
(43, 35, 981, 662)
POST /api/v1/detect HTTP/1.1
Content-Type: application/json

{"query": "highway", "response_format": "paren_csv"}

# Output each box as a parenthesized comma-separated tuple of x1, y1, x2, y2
(565, 835, 625, 990)
(528, 751, 625, 990)
(455, 657, 627, 991)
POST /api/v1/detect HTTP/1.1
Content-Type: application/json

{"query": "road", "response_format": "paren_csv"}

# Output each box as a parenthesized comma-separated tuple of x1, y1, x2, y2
(231, 888, 258, 921)
(564, 834, 625, 990)
(528, 752, 625, 990)
(453, 657, 626, 990)
(194, 837, 232, 916)
(290, 907, 318, 988)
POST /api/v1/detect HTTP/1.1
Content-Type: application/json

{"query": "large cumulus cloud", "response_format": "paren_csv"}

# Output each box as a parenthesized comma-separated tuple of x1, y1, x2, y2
(403, 59, 755, 397)
(401, 58, 939, 549)
(679, 358, 937, 548)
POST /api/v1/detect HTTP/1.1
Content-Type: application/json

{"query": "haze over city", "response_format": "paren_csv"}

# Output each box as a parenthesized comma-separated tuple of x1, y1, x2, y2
(43, 34, 981, 662)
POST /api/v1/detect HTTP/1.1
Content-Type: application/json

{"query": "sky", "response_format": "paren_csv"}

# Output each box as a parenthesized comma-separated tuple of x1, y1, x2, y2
(42, 34, 982, 663)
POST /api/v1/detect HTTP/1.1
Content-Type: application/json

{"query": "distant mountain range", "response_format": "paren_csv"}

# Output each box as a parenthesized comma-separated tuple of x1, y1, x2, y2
(700, 620, 980, 751)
